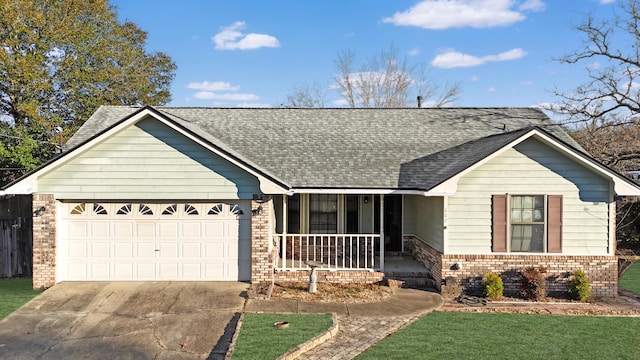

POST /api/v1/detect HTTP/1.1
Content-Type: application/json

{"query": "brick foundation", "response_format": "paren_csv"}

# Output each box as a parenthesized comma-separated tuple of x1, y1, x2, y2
(32, 194, 56, 289)
(251, 196, 275, 284)
(274, 270, 385, 284)
(409, 238, 617, 298)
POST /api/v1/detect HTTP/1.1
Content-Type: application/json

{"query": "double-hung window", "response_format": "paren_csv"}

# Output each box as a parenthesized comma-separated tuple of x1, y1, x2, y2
(510, 195, 545, 252)
(492, 194, 562, 253)
(309, 194, 338, 234)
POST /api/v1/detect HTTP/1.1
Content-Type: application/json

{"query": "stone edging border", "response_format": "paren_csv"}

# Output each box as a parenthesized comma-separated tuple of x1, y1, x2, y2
(224, 312, 245, 360)
(277, 312, 339, 360)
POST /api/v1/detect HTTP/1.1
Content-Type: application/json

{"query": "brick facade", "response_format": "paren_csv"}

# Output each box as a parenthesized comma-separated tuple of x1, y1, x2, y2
(32, 194, 56, 289)
(251, 196, 275, 283)
(409, 237, 618, 298)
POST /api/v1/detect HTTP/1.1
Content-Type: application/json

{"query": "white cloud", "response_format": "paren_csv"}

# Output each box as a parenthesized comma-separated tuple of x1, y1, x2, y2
(599, 0, 616, 3)
(213, 21, 280, 50)
(587, 62, 601, 70)
(470, 75, 480, 81)
(187, 81, 240, 91)
(194, 91, 260, 101)
(519, 0, 545, 12)
(431, 48, 527, 68)
(407, 47, 421, 56)
(486, 87, 497, 93)
(382, 0, 537, 30)
(521, 80, 534, 86)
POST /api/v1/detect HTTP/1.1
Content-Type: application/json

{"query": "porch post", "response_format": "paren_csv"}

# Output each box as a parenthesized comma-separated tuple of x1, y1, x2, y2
(282, 194, 287, 270)
(379, 194, 385, 272)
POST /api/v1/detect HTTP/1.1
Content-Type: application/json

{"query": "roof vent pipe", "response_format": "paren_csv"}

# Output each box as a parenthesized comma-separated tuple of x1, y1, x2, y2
(417, 96, 423, 108)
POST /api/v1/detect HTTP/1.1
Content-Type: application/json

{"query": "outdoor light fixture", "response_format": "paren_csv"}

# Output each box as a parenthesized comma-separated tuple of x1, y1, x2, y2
(363, 196, 370, 204)
(451, 262, 463, 270)
(33, 206, 46, 217)
(252, 205, 263, 216)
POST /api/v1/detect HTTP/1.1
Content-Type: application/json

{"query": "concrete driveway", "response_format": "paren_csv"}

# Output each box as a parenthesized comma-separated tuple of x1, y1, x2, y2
(0, 282, 249, 360)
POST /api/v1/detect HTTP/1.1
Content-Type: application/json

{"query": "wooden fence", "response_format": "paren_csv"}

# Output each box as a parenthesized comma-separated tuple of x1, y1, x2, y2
(0, 195, 32, 278)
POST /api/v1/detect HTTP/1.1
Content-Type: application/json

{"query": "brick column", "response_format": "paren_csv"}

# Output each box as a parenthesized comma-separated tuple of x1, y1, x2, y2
(32, 194, 56, 289)
(251, 196, 274, 284)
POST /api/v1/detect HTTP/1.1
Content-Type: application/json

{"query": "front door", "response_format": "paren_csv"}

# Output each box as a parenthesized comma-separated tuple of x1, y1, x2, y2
(374, 195, 403, 252)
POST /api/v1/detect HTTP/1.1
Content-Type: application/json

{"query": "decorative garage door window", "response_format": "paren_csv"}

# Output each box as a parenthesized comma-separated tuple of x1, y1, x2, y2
(70, 203, 108, 215)
(207, 203, 244, 217)
(116, 203, 132, 215)
(67, 202, 248, 218)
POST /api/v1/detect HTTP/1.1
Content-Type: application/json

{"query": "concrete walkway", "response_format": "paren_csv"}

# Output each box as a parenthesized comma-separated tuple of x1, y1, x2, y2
(244, 288, 444, 360)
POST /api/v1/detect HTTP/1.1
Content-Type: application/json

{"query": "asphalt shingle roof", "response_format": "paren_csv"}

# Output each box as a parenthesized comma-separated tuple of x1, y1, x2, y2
(66, 106, 580, 191)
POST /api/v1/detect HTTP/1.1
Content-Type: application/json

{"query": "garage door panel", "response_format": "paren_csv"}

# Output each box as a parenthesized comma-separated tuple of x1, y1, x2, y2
(90, 263, 110, 279)
(159, 263, 178, 278)
(91, 242, 110, 258)
(136, 222, 156, 237)
(159, 222, 179, 238)
(60, 201, 250, 281)
(158, 242, 179, 258)
(182, 263, 201, 278)
(114, 243, 133, 257)
(68, 222, 88, 238)
(67, 243, 88, 258)
(114, 222, 134, 237)
(182, 242, 201, 258)
(90, 222, 110, 237)
(114, 263, 134, 279)
(205, 222, 225, 237)
(68, 263, 87, 279)
(136, 263, 156, 279)
(182, 223, 201, 237)
(136, 243, 157, 258)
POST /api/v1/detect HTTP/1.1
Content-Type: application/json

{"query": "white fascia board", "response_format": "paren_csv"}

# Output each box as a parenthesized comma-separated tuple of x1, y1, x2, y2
(289, 188, 454, 196)
(430, 129, 640, 196)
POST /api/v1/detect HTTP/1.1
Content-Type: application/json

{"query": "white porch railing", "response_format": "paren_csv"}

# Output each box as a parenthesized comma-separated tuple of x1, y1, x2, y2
(274, 234, 381, 271)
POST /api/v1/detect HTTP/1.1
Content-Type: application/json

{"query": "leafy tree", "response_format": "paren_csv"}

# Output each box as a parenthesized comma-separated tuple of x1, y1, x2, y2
(0, 0, 176, 184)
(285, 47, 461, 108)
(549, 0, 640, 249)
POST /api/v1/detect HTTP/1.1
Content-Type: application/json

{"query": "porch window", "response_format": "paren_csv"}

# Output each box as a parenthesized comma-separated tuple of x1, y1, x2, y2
(345, 195, 359, 234)
(309, 194, 337, 233)
(492, 194, 562, 253)
(287, 194, 301, 233)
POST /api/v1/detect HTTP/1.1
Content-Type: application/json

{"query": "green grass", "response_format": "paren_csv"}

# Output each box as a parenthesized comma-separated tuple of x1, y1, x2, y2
(0, 278, 42, 320)
(356, 312, 640, 360)
(620, 262, 640, 295)
(232, 313, 332, 359)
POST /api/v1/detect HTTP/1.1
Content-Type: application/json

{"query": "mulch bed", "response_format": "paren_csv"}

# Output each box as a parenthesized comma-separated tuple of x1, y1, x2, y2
(266, 282, 393, 303)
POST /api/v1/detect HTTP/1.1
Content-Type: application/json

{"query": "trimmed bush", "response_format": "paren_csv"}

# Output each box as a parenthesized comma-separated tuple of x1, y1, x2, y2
(441, 277, 463, 299)
(568, 269, 591, 302)
(483, 272, 504, 299)
(520, 267, 547, 301)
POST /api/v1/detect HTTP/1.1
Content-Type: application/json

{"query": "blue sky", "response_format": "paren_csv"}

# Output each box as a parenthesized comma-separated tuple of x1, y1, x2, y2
(110, 0, 619, 108)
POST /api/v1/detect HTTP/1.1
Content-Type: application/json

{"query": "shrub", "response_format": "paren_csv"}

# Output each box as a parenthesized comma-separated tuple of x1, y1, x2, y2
(441, 277, 463, 299)
(520, 267, 547, 301)
(483, 272, 504, 299)
(568, 269, 591, 302)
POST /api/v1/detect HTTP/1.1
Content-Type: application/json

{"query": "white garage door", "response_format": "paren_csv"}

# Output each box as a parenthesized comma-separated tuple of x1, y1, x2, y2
(58, 201, 251, 281)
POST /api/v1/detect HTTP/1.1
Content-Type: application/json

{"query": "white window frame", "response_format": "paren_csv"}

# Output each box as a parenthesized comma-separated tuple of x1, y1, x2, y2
(507, 194, 548, 253)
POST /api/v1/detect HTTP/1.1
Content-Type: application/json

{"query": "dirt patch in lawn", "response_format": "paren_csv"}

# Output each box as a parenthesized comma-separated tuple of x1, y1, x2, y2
(267, 282, 393, 303)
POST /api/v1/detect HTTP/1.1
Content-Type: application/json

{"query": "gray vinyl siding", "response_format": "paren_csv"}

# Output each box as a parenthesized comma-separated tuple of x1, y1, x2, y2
(37, 118, 260, 199)
(404, 195, 444, 252)
(447, 138, 611, 255)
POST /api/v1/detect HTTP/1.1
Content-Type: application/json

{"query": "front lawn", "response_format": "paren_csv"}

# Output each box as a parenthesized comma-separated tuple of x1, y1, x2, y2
(356, 312, 640, 360)
(620, 261, 640, 295)
(0, 278, 42, 320)
(232, 313, 332, 359)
